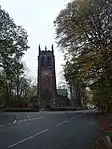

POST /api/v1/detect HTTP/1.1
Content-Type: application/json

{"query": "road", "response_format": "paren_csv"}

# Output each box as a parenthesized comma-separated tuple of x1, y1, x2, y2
(0, 110, 100, 149)
(0, 112, 16, 125)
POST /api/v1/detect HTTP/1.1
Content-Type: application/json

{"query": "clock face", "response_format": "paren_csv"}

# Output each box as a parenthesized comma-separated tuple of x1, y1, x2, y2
(41, 70, 52, 91)
(41, 70, 51, 82)
(44, 71, 49, 76)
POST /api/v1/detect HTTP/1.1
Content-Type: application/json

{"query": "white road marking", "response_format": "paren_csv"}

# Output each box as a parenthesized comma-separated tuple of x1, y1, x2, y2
(32, 116, 43, 120)
(27, 116, 30, 118)
(27, 118, 31, 121)
(27, 115, 34, 118)
(18, 120, 24, 123)
(56, 120, 68, 127)
(13, 117, 19, 124)
(8, 128, 48, 148)
(13, 120, 17, 124)
(31, 118, 37, 120)
(18, 116, 43, 124)
(0, 125, 4, 128)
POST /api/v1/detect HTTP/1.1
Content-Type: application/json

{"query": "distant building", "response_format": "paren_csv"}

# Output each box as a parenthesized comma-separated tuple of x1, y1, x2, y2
(57, 89, 67, 97)
(57, 89, 69, 107)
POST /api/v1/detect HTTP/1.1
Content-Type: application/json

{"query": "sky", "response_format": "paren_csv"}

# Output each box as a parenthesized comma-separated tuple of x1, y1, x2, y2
(0, 0, 70, 85)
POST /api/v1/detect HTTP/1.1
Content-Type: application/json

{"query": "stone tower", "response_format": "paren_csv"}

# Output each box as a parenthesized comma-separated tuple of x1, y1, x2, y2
(37, 45, 57, 108)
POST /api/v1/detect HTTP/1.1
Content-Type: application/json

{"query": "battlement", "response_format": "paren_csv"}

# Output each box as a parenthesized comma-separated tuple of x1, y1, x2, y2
(38, 44, 54, 56)
(40, 50, 52, 53)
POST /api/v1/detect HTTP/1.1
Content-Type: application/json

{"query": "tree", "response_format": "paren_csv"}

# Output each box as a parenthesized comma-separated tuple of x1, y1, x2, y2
(0, 7, 29, 107)
(0, 7, 29, 72)
(54, 0, 112, 110)
(0, 70, 7, 107)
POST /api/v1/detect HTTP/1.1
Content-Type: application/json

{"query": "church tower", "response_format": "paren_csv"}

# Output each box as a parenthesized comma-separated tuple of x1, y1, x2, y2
(37, 45, 57, 108)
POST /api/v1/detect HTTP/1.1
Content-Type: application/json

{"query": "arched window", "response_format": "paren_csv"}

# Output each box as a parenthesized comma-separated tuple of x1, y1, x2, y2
(47, 56, 52, 66)
(41, 56, 44, 67)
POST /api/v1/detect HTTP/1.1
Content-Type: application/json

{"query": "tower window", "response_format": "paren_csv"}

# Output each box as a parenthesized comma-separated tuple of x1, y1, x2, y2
(41, 56, 44, 67)
(48, 56, 52, 66)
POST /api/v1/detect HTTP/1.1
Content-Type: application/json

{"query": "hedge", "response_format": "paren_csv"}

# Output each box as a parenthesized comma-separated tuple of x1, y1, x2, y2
(4, 108, 39, 112)
(49, 107, 76, 111)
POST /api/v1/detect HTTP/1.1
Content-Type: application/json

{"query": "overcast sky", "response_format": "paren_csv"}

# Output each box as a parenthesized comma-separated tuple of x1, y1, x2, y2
(1, 0, 70, 85)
